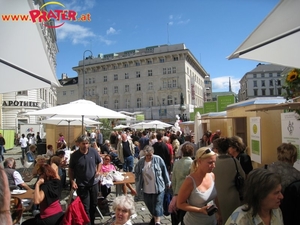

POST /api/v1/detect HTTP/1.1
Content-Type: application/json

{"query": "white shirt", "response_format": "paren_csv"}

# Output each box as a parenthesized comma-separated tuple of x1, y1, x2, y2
(13, 171, 25, 185)
(19, 137, 28, 148)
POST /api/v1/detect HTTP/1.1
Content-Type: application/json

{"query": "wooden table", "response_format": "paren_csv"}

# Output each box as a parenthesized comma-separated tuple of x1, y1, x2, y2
(113, 172, 135, 196)
(11, 190, 34, 200)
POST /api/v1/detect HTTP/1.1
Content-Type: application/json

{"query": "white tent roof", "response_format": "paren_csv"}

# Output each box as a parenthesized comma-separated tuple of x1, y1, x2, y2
(0, 0, 60, 93)
(228, 0, 300, 68)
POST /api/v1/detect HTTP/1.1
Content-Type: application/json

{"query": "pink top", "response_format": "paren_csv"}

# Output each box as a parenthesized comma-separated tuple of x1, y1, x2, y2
(101, 164, 116, 173)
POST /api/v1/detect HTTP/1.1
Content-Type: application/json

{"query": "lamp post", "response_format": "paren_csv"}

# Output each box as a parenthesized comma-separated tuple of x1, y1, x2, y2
(83, 50, 93, 99)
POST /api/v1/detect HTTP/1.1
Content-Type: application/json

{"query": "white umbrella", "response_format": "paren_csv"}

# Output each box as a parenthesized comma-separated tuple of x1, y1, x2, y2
(113, 125, 129, 130)
(39, 116, 101, 149)
(0, 0, 60, 93)
(25, 99, 128, 134)
(194, 112, 203, 147)
(130, 122, 150, 130)
(147, 120, 172, 129)
(228, 0, 300, 68)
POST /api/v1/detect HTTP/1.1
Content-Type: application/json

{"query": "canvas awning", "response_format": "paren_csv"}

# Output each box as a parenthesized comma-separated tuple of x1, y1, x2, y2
(228, 0, 300, 68)
(0, 0, 60, 94)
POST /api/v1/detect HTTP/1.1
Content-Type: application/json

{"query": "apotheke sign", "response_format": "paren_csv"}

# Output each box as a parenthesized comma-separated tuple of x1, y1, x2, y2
(2, 101, 38, 107)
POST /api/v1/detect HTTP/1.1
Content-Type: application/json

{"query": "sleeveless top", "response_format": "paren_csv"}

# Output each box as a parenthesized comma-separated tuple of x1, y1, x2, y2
(184, 174, 217, 225)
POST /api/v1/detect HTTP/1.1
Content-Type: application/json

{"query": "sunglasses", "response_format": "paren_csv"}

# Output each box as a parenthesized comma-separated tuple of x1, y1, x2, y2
(200, 148, 212, 158)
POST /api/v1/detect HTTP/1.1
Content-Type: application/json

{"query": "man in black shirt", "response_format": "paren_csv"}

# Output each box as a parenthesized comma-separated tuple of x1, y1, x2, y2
(69, 135, 102, 225)
(152, 132, 171, 171)
(117, 133, 135, 172)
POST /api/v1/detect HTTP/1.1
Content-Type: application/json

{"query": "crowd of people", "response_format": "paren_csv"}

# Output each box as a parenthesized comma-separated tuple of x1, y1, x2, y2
(0, 126, 300, 225)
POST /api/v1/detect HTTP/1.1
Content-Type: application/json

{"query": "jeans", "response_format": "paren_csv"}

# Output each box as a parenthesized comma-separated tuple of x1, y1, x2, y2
(123, 155, 133, 172)
(144, 191, 164, 217)
(0, 145, 3, 162)
(77, 184, 98, 225)
(21, 147, 27, 159)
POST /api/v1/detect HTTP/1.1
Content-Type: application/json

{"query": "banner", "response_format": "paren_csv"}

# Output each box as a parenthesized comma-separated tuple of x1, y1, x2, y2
(204, 102, 217, 113)
(217, 95, 235, 112)
(250, 117, 261, 164)
(281, 112, 300, 170)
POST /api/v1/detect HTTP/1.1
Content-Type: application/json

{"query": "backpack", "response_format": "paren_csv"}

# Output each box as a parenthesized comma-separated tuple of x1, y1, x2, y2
(280, 179, 300, 224)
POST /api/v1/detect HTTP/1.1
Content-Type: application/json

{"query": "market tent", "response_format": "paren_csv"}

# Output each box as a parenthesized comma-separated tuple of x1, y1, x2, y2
(25, 99, 128, 134)
(0, 0, 60, 93)
(39, 116, 101, 148)
(228, 0, 300, 68)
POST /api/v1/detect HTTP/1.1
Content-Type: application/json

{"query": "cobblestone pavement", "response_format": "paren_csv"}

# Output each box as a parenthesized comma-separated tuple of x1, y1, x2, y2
(3, 147, 172, 225)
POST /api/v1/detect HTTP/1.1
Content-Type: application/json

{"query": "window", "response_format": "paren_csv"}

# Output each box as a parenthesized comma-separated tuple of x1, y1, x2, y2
(63, 91, 66, 96)
(124, 63, 128, 68)
(167, 68, 171, 74)
(172, 79, 177, 88)
(104, 87, 107, 94)
(113, 65, 118, 69)
(160, 58, 164, 63)
(253, 81, 257, 87)
(137, 98, 142, 108)
(137, 83, 141, 91)
(85, 78, 88, 84)
(17, 91, 28, 95)
(261, 80, 265, 87)
(104, 76, 107, 82)
(135, 62, 140, 66)
(114, 74, 118, 80)
(167, 95, 173, 105)
(269, 73, 273, 78)
(173, 56, 178, 61)
(136, 71, 140, 78)
(253, 74, 257, 78)
(278, 88, 282, 95)
(149, 97, 153, 106)
(168, 80, 172, 88)
(147, 60, 152, 64)
(163, 80, 167, 88)
(126, 99, 130, 108)
(174, 97, 177, 104)
(269, 80, 274, 86)
(254, 89, 258, 96)
(104, 100, 108, 108)
(262, 89, 266, 96)
(172, 67, 176, 73)
(92, 78, 95, 83)
(162, 98, 165, 105)
(114, 86, 118, 93)
(163, 68, 166, 75)
(114, 100, 119, 109)
(148, 82, 153, 90)
(277, 72, 281, 77)
(125, 85, 129, 92)
(277, 80, 281, 86)
(148, 70, 152, 76)
(125, 73, 129, 79)
(89, 78, 91, 84)
(270, 89, 274, 96)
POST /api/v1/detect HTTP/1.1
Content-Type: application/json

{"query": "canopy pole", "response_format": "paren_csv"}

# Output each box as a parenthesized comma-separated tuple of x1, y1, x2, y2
(68, 121, 70, 150)
(82, 115, 84, 135)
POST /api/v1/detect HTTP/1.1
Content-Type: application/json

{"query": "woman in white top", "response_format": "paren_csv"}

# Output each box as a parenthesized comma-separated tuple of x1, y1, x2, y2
(177, 147, 222, 225)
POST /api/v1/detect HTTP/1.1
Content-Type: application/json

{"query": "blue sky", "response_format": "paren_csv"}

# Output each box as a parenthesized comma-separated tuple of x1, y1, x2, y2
(53, 0, 280, 93)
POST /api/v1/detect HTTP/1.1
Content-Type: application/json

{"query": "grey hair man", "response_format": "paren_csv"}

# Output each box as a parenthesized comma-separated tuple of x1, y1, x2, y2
(69, 135, 103, 225)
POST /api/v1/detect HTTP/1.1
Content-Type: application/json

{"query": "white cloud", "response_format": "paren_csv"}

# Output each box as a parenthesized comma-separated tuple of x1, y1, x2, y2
(169, 15, 173, 20)
(98, 36, 115, 46)
(211, 76, 240, 93)
(56, 23, 95, 45)
(178, 19, 190, 25)
(106, 27, 118, 35)
(168, 21, 174, 26)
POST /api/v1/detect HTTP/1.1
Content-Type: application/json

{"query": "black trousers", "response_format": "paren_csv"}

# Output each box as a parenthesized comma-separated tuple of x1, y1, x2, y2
(171, 209, 186, 225)
(77, 184, 98, 225)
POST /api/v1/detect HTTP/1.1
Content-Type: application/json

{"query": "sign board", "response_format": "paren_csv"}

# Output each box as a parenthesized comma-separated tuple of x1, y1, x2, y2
(217, 95, 235, 112)
(281, 112, 300, 170)
(250, 117, 261, 164)
(135, 114, 145, 121)
(190, 107, 204, 121)
(20, 124, 44, 138)
(204, 102, 217, 113)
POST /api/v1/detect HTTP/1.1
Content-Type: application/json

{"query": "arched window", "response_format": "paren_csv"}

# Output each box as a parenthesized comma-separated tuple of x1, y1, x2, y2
(167, 95, 173, 105)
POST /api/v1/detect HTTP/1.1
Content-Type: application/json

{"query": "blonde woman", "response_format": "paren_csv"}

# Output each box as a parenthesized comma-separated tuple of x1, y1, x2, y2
(177, 147, 222, 225)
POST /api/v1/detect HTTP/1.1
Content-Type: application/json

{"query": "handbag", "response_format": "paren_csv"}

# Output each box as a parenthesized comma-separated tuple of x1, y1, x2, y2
(232, 157, 244, 191)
